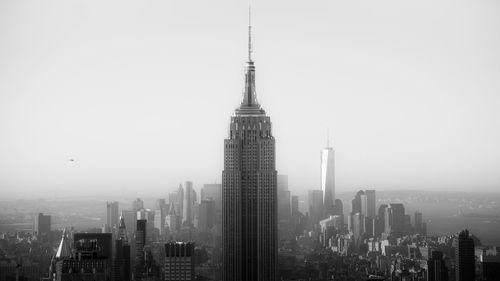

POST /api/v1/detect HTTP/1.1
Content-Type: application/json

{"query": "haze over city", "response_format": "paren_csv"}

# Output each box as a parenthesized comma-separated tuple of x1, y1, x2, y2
(1, 0, 500, 199)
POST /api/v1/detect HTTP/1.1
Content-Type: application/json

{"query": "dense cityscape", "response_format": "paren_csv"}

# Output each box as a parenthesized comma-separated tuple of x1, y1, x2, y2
(1, 3, 500, 281)
(1, 187, 500, 280)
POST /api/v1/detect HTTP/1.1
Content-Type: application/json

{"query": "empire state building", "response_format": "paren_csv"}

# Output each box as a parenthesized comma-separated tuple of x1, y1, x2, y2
(222, 20, 277, 281)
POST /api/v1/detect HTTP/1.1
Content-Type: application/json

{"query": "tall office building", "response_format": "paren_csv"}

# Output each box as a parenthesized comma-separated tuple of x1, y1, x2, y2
(33, 213, 51, 242)
(383, 203, 405, 235)
(389, 203, 405, 234)
(164, 242, 194, 281)
(198, 199, 215, 232)
(376, 204, 388, 237)
(320, 140, 335, 215)
(308, 189, 324, 227)
(333, 199, 343, 215)
(106, 201, 119, 233)
(277, 174, 288, 191)
(135, 219, 147, 278)
(176, 184, 184, 221)
(350, 212, 364, 247)
(166, 204, 181, 235)
(454, 229, 475, 281)
(352, 190, 366, 215)
(201, 183, 222, 223)
(154, 209, 165, 236)
(365, 190, 376, 218)
(121, 210, 137, 241)
(222, 19, 277, 281)
(277, 174, 291, 221)
(182, 181, 195, 226)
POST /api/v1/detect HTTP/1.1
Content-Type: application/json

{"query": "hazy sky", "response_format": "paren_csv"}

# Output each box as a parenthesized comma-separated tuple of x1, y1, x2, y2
(1, 0, 499, 199)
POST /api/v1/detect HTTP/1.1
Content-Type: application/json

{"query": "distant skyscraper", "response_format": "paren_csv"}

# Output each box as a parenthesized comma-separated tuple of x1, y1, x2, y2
(166, 204, 181, 235)
(33, 213, 51, 242)
(106, 201, 119, 233)
(352, 190, 366, 215)
(350, 212, 364, 247)
(182, 181, 195, 226)
(176, 184, 184, 221)
(291, 195, 299, 217)
(333, 198, 343, 215)
(133, 198, 144, 212)
(201, 183, 222, 223)
(154, 209, 165, 236)
(277, 175, 291, 221)
(454, 229, 475, 281)
(277, 174, 288, 191)
(308, 189, 324, 227)
(164, 242, 194, 281)
(376, 204, 388, 237)
(121, 210, 137, 241)
(389, 203, 405, 234)
(320, 140, 335, 215)
(222, 19, 277, 281)
(414, 211, 427, 235)
(198, 199, 215, 232)
(365, 190, 376, 218)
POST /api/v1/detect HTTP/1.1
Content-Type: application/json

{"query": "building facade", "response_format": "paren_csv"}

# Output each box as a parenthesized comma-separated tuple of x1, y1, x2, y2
(164, 242, 194, 281)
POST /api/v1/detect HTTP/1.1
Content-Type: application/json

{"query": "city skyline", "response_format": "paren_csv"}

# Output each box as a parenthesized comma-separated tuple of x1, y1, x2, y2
(1, 1, 500, 200)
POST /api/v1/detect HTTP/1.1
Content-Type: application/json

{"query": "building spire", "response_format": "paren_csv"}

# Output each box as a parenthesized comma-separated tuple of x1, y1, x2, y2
(248, 6, 252, 62)
(237, 4, 263, 114)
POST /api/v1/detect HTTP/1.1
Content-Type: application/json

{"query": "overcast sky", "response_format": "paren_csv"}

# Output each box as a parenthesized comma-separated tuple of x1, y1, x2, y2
(1, 0, 499, 199)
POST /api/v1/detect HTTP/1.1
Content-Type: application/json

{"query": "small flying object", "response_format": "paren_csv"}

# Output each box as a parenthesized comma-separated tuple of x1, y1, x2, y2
(69, 159, 75, 162)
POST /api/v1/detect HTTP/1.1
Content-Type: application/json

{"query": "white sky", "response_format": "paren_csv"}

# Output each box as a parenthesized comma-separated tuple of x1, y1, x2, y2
(1, 0, 499, 199)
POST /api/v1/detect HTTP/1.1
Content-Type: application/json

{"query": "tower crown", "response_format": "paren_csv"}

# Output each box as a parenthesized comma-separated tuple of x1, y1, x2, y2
(236, 7, 264, 115)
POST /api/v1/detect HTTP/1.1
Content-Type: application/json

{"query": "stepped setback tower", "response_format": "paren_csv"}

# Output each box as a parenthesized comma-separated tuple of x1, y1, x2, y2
(222, 13, 278, 281)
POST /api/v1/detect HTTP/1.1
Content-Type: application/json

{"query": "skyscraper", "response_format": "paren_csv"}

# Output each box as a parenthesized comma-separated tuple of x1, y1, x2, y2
(121, 210, 137, 242)
(365, 190, 376, 218)
(277, 174, 291, 221)
(352, 190, 366, 215)
(182, 181, 195, 226)
(198, 199, 215, 232)
(454, 229, 475, 281)
(106, 201, 119, 233)
(222, 17, 277, 281)
(201, 183, 222, 223)
(135, 219, 147, 278)
(33, 212, 51, 242)
(320, 140, 335, 215)
(308, 189, 324, 227)
(166, 204, 181, 235)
